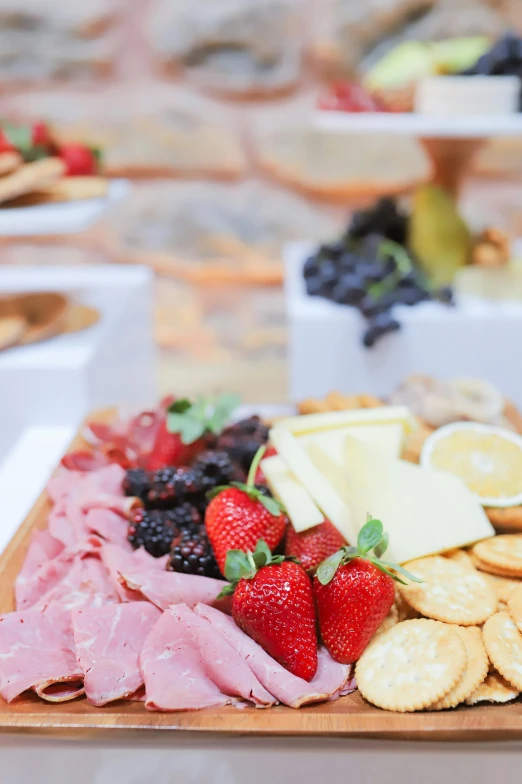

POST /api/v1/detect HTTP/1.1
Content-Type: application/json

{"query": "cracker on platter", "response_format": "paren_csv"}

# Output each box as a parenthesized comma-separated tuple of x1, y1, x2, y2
(430, 626, 489, 710)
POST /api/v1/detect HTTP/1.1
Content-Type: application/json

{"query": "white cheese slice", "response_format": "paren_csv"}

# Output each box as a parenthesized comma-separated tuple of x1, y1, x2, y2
(269, 427, 357, 542)
(341, 435, 495, 564)
(277, 405, 415, 437)
(299, 422, 404, 463)
(260, 454, 324, 533)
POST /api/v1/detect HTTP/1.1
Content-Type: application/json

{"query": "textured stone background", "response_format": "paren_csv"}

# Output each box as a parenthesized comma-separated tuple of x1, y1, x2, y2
(0, 0, 521, 401)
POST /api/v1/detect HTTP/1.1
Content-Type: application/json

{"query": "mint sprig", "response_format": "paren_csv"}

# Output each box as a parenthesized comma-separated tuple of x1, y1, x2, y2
(316, 517, 422, 587)
(166, 393, 240, 445)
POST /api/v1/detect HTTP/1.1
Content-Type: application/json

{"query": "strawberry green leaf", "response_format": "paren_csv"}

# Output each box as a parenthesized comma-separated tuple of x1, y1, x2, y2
(252, 550, 268, 569)
(217, 583, 235, 599)
(374, 532, 389, 559)
(206, 485, 231, 501)
(167, 399, 192, 415)
(316, 549, 345, 585)
(254, 539, 272, 562)
(379, 560, 423, 584)
(357, 518, 384, 554)
(224, 549, 254, 582)
(208, 393, 241, 434)
(257, 493, 285, 517)
(166, 412, 206, 445)
(367, 557, 409, 585)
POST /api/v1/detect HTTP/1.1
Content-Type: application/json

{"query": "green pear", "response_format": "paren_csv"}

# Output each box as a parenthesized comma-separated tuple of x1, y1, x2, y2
(365, 42, 433, 90)
(408, 185, 471, 285)
(432, 37, 491, 74)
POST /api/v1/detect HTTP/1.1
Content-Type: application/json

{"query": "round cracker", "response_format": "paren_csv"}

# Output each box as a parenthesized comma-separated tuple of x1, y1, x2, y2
(472, 551, 522, 578)
(444, 549, 476, 571)
(398, 556, 497, 625)
(481, 572, 521, 604)
(465, 671, 519, 705)
(429, 626, 489, 710)
(473, 536, 522, 577)
(394, 589, 420, 622)
(507, 583, 522, 633)
(482, 612, 522, 690)
(356, 619, 467, 713)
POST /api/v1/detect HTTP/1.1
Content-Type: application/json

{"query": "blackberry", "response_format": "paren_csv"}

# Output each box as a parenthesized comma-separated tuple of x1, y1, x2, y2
(164, 502, 202, 530)
(128, 509, 181, 558)
(168, 528, 221, 579)
(215, 416, 269, 474)
(147, 466, 204, 508)
(122, 468, 151, 501)
(192, 450, 237, 491)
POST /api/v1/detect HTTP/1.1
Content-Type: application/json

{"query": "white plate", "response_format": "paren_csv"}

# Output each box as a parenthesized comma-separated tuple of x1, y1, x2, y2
(315, 111, 522, 138)
(0, 178, 131, 236)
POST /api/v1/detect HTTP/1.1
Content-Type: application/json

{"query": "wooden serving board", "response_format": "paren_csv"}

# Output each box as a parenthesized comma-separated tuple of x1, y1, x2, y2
(2, 419, 522, 740)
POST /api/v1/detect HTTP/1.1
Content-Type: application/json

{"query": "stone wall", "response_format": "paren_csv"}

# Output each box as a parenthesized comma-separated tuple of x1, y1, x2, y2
(0, 0, 520, 401)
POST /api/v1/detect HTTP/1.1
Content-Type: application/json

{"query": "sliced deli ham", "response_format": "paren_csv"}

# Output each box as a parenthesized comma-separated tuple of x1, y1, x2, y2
(34, 555, 120, 612)
(15, 531, 64, 611)
(195, 605, 352, 708)
(172, 605, 275, 707)
(72, 603, 161, 706)
(141, 606, 235, 712)
(119, 568, 230, 611)
(0, 606, 83, 703)
(15, 549, 74, 612)
(84, 508, 130, 547)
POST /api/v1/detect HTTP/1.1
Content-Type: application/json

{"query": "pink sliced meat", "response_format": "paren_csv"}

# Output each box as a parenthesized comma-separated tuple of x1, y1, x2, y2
(15, 549, 74, 611)
(72, 602, 160, 706)
(47, 471, 82, 504)
(0, 606, 83, 703)
(140, 607, 235, 711)
(175, 605, 275, 707)
(84, 508, 129, 547)
(81, 495, 141, 517)
(195, 605, 351, 708)
(15, 530, 65, 611)
(132, 549, 169, 571)
(34, 555, 120, 611)
(119, 568, 230, 611)
(100, 543, 144, 602)
(61, 450, 110, 472)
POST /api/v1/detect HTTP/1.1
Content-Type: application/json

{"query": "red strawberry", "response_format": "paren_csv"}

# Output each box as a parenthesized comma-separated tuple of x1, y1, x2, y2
(285, 518, 345, 574)
(205, 447, 287, 574)
(314, 518, 421, 663)
(59, 143, 98, 176)
(221, 541, 318, 680)
(253, 444, 277, 484)
(31, 121, 52, 148)
(148, 394, 239, 472)
(0, 130, 15, 153)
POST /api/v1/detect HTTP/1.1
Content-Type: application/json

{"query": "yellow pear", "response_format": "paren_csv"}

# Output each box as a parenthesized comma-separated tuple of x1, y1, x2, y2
(409, 184, 471, 285)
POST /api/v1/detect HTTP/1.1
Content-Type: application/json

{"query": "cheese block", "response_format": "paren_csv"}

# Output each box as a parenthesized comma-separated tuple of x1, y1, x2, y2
(269, 427, 357, 541)
(277, 406, 415, 437)
(299, 422, 404, 464)
(260, 454, 324, 533)
(340, 436, 495, 564)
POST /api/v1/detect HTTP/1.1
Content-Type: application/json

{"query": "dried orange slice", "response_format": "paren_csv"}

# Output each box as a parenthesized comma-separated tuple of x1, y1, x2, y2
(421, 422, 522, 508)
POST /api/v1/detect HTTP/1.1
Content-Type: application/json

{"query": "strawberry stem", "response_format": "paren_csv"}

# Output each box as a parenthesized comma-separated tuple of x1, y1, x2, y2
(247, 445, 266, 487)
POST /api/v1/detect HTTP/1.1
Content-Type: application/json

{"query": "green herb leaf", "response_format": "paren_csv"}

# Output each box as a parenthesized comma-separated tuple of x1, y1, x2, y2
(224, 549, 253, 583)
(316, 550, 345, 585)
(367, 557, 408, 585)
(374, 532, 389, 559)
(208, 393, 241, 435)
(357, 518, 384, 554)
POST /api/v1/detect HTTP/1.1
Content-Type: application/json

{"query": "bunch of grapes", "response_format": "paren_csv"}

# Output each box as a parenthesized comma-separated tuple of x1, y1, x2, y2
(303, 198, 453, 348)
(461, 33, 522, 108)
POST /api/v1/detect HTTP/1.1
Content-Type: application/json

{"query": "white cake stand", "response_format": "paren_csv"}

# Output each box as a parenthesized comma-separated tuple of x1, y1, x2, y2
(316, 111, 522, 197)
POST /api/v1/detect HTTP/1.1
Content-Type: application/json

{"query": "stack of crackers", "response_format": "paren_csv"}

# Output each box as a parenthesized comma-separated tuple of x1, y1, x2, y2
(0, 293, 99, 352)
(356, 539, 522, 712)
(0, 153, 107, 208)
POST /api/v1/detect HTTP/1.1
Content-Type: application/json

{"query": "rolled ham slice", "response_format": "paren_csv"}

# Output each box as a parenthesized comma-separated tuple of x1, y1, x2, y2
(195, 605, 352, 708)
(141, 607, 235, 712)
(72, 603, 161, 706)
(0, 606, 83, 703)
(119, 568, 230, 612)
